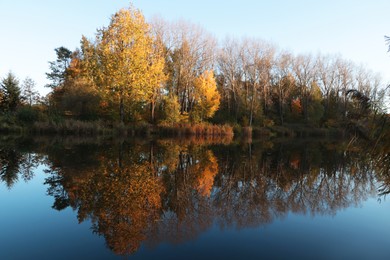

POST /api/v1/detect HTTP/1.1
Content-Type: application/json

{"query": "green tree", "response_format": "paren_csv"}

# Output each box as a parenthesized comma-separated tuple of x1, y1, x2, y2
(0, 72, 21, 112)
(46, 47, 72, 89)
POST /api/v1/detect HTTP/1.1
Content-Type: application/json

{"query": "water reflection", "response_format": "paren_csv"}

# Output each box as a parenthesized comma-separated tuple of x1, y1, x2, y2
(0, 137, 389, 256)
(0, 137, 43, 188)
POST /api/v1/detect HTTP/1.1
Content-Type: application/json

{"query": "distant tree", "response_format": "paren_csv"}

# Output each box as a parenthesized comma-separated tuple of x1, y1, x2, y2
(46, 47, 72, 89)
(0, 72, 21, 112)
(22, 77, 39, 106)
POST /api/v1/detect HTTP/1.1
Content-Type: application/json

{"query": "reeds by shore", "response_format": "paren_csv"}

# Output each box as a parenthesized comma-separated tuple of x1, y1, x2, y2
(28, 120, 235, 139)
(157, 122, 234, 138)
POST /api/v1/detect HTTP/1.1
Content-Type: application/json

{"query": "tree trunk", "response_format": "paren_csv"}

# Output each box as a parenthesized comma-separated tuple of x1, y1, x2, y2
(249, 84, 255, 127)
(279, 88, 284, 126)
(150, 100, 156, 123)
(118, 140, 123, 169)
(119, 95, 124, 123)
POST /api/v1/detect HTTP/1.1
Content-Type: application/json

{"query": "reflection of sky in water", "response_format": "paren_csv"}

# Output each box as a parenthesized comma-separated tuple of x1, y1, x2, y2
(0, 164, 116, 259)
(0, 142, 389, 259)
(133, 200, 390, 260)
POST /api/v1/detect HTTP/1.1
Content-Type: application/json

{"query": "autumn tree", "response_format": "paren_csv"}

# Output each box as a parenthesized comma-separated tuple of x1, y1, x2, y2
(61, 50, 102, 119)
(152, 19, 217, 114)
(160, 94, 181, 124)
(191, 70, 220, 122)
(88, 6, 166, 123)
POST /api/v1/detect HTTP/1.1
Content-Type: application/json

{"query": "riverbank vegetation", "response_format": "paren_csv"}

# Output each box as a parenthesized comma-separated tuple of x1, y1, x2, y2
(1, 3, 389, 141)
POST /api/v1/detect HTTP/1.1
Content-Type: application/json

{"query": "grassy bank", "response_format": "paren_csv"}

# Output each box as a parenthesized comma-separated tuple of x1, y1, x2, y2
(0, 118, 235, 138)
(0, 115, 362, 141)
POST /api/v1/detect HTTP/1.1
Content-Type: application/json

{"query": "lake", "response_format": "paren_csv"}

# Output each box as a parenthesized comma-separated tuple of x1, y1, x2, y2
(0, 136, 389, 259)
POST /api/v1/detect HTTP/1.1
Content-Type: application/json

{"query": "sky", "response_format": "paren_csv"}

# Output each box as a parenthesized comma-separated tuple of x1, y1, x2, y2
(1, 0, 389, 97)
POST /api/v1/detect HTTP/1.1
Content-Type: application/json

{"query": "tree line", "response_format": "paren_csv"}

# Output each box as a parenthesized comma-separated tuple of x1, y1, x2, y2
(1, 4, 389, 134)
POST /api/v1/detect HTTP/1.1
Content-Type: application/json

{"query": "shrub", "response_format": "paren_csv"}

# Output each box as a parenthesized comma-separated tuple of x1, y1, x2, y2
(17, 106, 39, 124)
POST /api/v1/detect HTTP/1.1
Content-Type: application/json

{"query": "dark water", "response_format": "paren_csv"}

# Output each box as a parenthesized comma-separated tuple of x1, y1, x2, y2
(0, 137, 389, 259)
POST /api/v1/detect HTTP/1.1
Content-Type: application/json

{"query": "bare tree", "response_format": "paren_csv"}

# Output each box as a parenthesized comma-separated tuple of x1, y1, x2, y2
(240, 38, 275, 126)
(22, 77, 39, 106)
(292, 54, 317, 121)
(273, 51, 295, 125)
(335, 59, 355, 117)
(316, 55, 339, 117)
(152, 19, 217, 114)
(217, 37, 244, 121)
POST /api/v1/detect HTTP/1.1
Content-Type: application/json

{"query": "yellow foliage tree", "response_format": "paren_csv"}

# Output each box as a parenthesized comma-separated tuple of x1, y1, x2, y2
(195, 150, 219, 197)
(192, 70, 220, 122)
(91, 5, 165, 123)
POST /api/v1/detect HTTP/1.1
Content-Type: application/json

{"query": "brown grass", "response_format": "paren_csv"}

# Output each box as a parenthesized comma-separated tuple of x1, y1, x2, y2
(158, 122, 234, 138)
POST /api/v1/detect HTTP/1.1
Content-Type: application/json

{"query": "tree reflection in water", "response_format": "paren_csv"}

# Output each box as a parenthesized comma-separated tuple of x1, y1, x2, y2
(0, 137, 43, 188)
(1, 137, 389, 256)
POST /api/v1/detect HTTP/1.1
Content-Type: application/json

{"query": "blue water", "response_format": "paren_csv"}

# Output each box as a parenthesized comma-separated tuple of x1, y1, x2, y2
(0, 141, 389, 260)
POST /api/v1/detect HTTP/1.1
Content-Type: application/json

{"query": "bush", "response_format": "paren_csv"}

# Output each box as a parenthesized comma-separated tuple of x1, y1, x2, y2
(32, 119, 107, 135)
(17, 106, 39, 124)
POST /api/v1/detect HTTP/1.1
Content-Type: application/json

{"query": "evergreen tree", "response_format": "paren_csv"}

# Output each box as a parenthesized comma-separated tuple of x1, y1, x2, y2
(0, 72, 21, 112)
(46, 47, 72, 89)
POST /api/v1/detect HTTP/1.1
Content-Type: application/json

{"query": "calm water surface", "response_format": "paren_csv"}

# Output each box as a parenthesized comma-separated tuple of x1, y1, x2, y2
(0, 137, 389, 259)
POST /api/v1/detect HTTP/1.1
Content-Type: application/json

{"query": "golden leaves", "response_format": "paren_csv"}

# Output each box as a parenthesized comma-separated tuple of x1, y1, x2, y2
(193, 70, 221, 120)
(195, 150, 219, 197)
(94, 6, 166, 105)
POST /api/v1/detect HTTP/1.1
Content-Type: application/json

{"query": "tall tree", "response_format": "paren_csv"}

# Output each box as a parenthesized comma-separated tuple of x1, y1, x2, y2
(292, 54, 316, 122)
(0, 72, 21, 112)
(240, 39, 275, 126)
(217, 37, 244, 121)
(152, 19, 216, 114)
(273, 51, 295, 125)
(46, 47, 72, 89)
(88, 6, 165, 123)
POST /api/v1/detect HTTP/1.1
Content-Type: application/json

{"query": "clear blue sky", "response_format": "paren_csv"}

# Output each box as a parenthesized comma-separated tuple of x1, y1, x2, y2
(1, 0, 389, 96)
